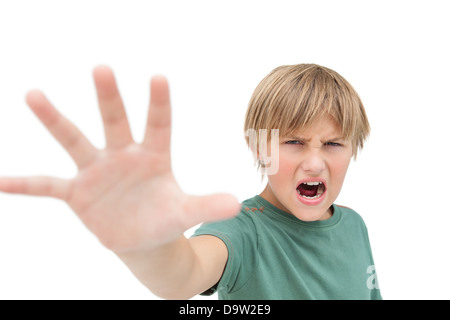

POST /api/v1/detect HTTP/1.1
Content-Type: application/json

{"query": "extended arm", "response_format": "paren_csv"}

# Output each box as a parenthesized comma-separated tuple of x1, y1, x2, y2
(0, 66, 238, 299)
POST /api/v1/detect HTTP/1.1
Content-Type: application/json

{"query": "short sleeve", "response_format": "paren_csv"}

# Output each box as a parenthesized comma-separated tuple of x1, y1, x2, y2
(192, 211, 259, 295)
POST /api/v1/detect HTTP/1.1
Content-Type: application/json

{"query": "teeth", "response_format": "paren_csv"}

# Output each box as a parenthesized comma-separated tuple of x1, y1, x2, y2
(304, 181, 322, 186)
(303, 195, 320, 199)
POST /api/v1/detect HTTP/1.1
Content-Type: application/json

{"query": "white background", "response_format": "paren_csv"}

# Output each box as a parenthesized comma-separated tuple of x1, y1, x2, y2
(0, 0, 449, 300)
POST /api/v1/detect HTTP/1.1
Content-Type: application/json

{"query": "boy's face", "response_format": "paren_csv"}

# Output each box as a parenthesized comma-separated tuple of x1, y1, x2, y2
(260, 115, 352, 221)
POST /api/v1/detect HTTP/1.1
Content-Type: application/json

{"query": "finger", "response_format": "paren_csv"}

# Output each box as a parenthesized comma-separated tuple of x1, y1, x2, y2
(93, 65, 133, 148)
(0, 176, 71, 200)
(181, 194, 241, 229)
(26, 90, 98, 169)
(142, 76, 171, 154)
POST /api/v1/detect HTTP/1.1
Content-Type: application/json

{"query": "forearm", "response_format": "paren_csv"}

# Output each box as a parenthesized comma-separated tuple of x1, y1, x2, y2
(116, 235, 200, 299)
(116, 236, 200, 299)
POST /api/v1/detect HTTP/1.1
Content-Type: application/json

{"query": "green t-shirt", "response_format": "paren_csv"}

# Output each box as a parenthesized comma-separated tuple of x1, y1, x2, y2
(193, 195, 382, 300)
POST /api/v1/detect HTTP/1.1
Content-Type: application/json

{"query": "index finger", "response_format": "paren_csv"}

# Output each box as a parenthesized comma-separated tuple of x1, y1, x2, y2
(142, 76, 171, 154)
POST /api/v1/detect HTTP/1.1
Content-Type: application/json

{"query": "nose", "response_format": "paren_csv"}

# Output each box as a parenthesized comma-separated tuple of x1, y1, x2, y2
(300, 148, 325, 174)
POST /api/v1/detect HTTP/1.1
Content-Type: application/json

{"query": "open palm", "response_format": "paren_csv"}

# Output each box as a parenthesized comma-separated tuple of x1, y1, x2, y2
(0, 66, 239, 253)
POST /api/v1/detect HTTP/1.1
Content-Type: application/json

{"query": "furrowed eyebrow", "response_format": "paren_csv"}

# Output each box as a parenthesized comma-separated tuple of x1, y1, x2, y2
(283, 135, 345, 142)
(327, 136, 345, 142)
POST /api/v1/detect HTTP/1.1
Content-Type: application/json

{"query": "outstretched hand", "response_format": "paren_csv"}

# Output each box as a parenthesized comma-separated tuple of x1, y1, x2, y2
(0, 66, 240, 253)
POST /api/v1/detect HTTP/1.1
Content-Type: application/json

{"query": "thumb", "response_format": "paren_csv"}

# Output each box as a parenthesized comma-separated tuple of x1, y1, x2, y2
(181, 193, 241, 229)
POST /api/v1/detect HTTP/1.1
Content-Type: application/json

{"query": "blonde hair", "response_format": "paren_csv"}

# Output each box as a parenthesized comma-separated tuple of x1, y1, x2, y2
(244, 63, 370, 159)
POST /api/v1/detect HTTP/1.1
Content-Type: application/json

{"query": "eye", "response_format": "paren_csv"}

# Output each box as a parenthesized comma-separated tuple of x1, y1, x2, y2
(285, 140, 303, 145)
(324, 142, 342, 147)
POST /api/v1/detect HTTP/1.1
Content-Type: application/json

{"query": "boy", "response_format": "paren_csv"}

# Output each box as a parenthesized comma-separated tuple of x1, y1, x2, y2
(0, 64, 381, 300)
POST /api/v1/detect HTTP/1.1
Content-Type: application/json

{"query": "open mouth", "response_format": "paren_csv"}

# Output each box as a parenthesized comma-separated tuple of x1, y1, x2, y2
(296, 181, 326, 200)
